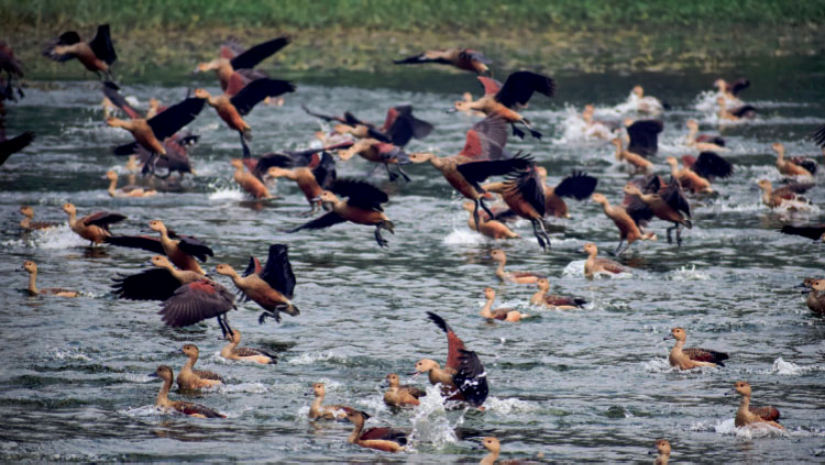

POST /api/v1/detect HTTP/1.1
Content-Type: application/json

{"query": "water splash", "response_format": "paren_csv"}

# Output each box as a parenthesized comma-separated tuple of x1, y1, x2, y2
(286, 351, 340, 365)
(670, 265, 710, 281)
(208, 188, 245, 201)
(407, 384, 459, 451)
(52, 348, 93, 362)
(212, 382, 268, 394)
(2, 224, 87, 249)
(692, 418, 787, 438)
(770, 357, 824, 376)
(483, 396, 536, 414)
(443, 228, 485, 245)
(642, 358, 673, 373)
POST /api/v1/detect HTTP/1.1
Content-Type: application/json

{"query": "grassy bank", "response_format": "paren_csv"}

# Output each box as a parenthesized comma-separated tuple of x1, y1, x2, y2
(1, 1, 823, 80)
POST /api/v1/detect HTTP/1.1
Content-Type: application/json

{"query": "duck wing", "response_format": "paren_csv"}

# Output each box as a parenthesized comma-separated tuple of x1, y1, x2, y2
(330, 178, 389, 211)
(193, 369, 224, 382)
(301, 104, 347, 124)
(779, 224, 825, 241)
(477, 76, 503, 96)
(259, 244, 296, 298)
(729, 78, 750, 96)
(749, 405, 780, 422)
(544, 295, 587, 308)
(426, 311, 465, 371)
(360, 427, 408, 445)
(159, 279, 235, 328)
(147, 97, 205, 141)
(176, 235, 214, 262)
(243, 255, 263, 277)
(175, 401, 225, 419)
(311, 152, 337, 189)
(89, 24, 117, 65)
(453, 349, 488, 407)
(692, 151, 733, 180)
(102, 81, 140, 119)
(814, 124, 825, 148)
(104, 234, 165, 254)
(683, 348, 729, 366)
(494, 71, 555, 108)
(661, 177, 691, 219)
(230, 78, 295, 116)
(502, 161, 545, 216)
(457, 154, 533, 192)
(0, 131, 35, 165)
(459, 115, 508, 160)
(627, 120, 663, 158)
(112, 268, 181, 301)
(554, 171, 598, 200)
(230, 36, 290, 71)
(378, 105, 434, 147)
(286, 211, 346, 232)
(83, 211, 127, 229)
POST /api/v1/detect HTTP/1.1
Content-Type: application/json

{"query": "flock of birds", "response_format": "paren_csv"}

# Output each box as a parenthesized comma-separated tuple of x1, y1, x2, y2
(3, 24, 825, 463)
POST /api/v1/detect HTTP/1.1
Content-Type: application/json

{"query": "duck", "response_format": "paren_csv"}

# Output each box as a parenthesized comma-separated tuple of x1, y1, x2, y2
(265, 152, 336, 214)
(337, 138, 412, 182)
(324, 104, 434, 149)
(772, 142, 815, 177)
(591, 193, 656, 255)
(583, 243, 629, 277)
(287, 178, 395, 248)
(481, 287, 528, 322)
(22, 261, 78, 297)
(221, 329, 277, 364)
(678, 152, 734, 186)
(0, 41, 24, 101)
(382, 373, 426, 408)
(394, 48, 491, 75)
(480, 437, 517, 465)
(112, 255, 204, 301)
(623, 177, 692, 246)
(665, 327, 728, 370)
(485, 168, 598, 220)
(342, 407, 407, 453)
(684, 119, 726, 151)
(630, 86, 664, 114)
(62, 202, 126, 244)
(413, 312, 489, 408)
(462, 201, 519, 239)
(453, 72, 554, 139)
(105, 220, 212, 275)
(717, 97, 756, 121)
(231, 158, 272, 199)
(178, 344, 223, 390)
(194, 77, 295, 157)
(666, 156, 712, 194)
(19, 205, 59, 231)
(757, 180, 813, 209)
(726, 381, 783, 430)
(650, 439, 671, 465)
(158, 275, 237, 337)
(626, 119, 664, 158)
(530, 278, 586, 310)
(490, 249, 545, 284)
(714, 78, 750, 102)
(150, 365, 225, 418)
(611, 137, 653, 173)
(195, 36, 291, 92)
(104, 170, 157, 197)
(107, 96, 205, 176)
(480, 163, 552, 249)
(307, 383, 347, 420)
(800, 278, 825, 315)
(214, 243, 299, 324)
(43, 25, 117, 80)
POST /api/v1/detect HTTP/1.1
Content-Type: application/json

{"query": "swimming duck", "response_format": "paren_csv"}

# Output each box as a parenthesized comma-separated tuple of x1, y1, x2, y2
(231, 158, 272, 199)
(178, 344, 223, 390)
(757, 180, 813, 209)
(105, 220, 212, 275)
(591, 193, 655, 255)
(409, 115, 529, 227)
(583, 243, 629, 277)
(266, 152, 336, 214)
(287, 178, 395, 248)
(221, 329, 277, 364)
(307, 383, 347, 420)
(215, 243, 299, 324)
(19, 205, 59, 231)
(490, 249, 545, 284)
(726, 381, 783, 430)
(717, 97, 756, 121)
(800, 278, 825, 315)
(665, 327, 728, 370)
(462, 201, 519, 239)
(650, 439, 671, 465)
(772, 142, 816, 177)
(105, 170, 157, 198)
(394, 48, 491, 75)
(453, 72, 554, 139)
(623, 177, 692, 246)
(684, 120, 726, 151)
(43, 25, 116, 80)
(481, 287, 528, 321)
(194, 77, 295, 157)
(150, 365, 225, 418)
(62, 203, 126, 245)
(480, 437, 517, 465)
(337, 138, 412, 182)
(630, 86, 664, 114)
(414, 312, 489, 408)
(195, 36, 291, 92)
(530, 278, 586, 310)
(382, 373, 426, 408)
(342, 407, 408, 453)
(714, 78, 750, 102)
(22, 261, 78, 297)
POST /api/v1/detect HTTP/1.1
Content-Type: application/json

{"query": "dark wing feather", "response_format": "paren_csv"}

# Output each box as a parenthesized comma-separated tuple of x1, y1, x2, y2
(732, 105, 757, 118)
(692, 151, 733, 180)
(158, 280, 234, 328)
(453, 349, 488, 407)
(462, 49, 492, 64)
(57, 31, 81, 45)
(176, 236, 214, 262)
(554, 171, 598, 200)
(729, 78, 750, 96)
(286, 212, 346, 232)
(381, 106, 434, 147)
(192, 369, 224, 382)
(459, 115, 508, 160)
(330, 178, 388, 211)
(111, 268, 181, 301)
(814, 124, 825, 148)
(457, 155, 532, 191)
(494, 71, 555, 108)
(504, 161, 545, 216)
(89, 24, 117, 65)
(251, 153, 294, 179)
(683, 348, 729, 366)
(104, 235, 164, 254)
(750, 406, 780, 422)
(779, 224, 825, 241)
(792, 157, 818, 175)
(113, 141, 139, 156)
(230, 36, 290, 70)
(311, 152, 337, 189)
(230, 78, 295, 116)
(83, 211, 126, 228)
(0, 131, 34, 164)
(102, 81, 139, 119)
(627, 120, 663, 158)
(176, 401, 225, 419)
(624, 194, 654, 227)
(243, 255, 262, 277)
(301, 104, 346, 123)
(147, 97, 205, 141)
(426, 312, 465, 371)
(661, 177, 691, 218)
(343, 111, 370, 127)
(259, 244, 296, 298)
(360, 427, 408, 445)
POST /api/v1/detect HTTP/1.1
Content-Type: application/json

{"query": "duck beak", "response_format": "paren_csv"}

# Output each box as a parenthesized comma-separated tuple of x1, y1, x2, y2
(724, 389, 735, 396)
(648, 450, 656, 455)
(141, 260, 153, 268)
(663, 334, 675, 341)
(379, 382, 389, 389)
(148, 372, 158, 378)
(410, 371, 421, 379)
(445, 108, 457, 114)
(311, 196, 321, 202)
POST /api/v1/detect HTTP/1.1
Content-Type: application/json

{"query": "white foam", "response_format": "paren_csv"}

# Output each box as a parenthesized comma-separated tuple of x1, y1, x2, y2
(561, 259, 586, 277)
(694, 418, 787, 438)
(2, 224, 88, 249)
(642, 358, 674, 373)
(770, 357, 824, 376)
(483, 396, 537, 414)
(118, 405, 168, 417)
(670, 265, 710, 281)
(407, 384, 459, 451)
(286, 351, 339, 365)
(212, 382, 268, 394)
(208, 188, 246, 201)
(52, 348, 93, 362)
(443, 228, 485, 245)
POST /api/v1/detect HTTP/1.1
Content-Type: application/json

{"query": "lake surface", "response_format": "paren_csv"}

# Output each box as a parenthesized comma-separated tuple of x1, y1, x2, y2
(1, 56, 824, 462)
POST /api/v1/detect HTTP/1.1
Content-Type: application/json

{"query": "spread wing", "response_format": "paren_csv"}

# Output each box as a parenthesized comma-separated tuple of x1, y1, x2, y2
(312, 152, 337, 189)
(112, 142, 139, 157)
(147, 97, 205, 141)
(0, 131, 35, 164)
(230, 36, 291, 70)
(692, 151, 733, 180)
(779, 224, 825, 241)
(230, 78, 295, 116)
(102, 81, 140, 119)
(301, 104, 347, 123)
(554, 171, 598, 200)
(661, 177, 691, 218)
(494, 71, 555, 108)
(814, 124, 825, 148)
(477, 76, 502, 96)
(453, 349, 488, 407)
(177, 235, 214, 262)
(456, 154, 532, 192)
(243, 255, 262, 277)
(729, 78, 750, 96)
(158, 280, 235, 328)
(379, 105, 434, 147)
(503, 162, 545, 216)
(83, 211, 126, 229)
(111, 268, 181, 301)
(330, 178, 388, 211)
(286, 212, 346, 232)
(426, 312, 465, 371)
(627, 120, 663, 158)
(104, 235, 165, 254)
(459, 115, 508, 160)
(89, 24, 117, 65)
(260, 244, 296, 298)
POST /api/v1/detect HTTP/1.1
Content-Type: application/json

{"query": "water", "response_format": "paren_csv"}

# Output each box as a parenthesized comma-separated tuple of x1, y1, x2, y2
(2, 56, 824, 462)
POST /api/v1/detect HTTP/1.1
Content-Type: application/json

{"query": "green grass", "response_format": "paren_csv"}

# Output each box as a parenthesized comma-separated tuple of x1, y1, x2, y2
(2, 0, 824, 31)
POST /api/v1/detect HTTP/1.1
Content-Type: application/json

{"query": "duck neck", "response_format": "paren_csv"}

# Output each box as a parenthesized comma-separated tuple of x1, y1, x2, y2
(480, 449, 499, 465)
(348, 418, 364, 444)
(20, 217, 31, 228)
(531, 287, 547, 304)
(738, 393, 750, 414)
(222, 338, 239, 356)
(761, 186, 772, 205)
(495, 259, 506, 277)
(107, 177, 118, 196)
(671, 338, 685, 356)
(613, 142, 624, 160)
(775, 147, 785, 162)
(65, 210, 77, 228)
(156, 377, 173, 407)
(27, 271, 38, 295)
(183, 353, 197, 371)
(668, 163, 680, 178)
(223, 269, 245, 288)
(311, 394, 324, 414)
(481, 296, 495, 318)
(686, 126, 698, 142)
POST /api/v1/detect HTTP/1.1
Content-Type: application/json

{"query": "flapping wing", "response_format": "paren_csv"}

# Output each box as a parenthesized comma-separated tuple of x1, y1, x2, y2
(627, 120, 663, 158)
(83, 211, 126, 228)
(312, 152, 337, 189)
(330, 178, 388, 211)
(260, 244, 296, 298)
(111, 268, 181, 301)
(457, 154, 532, 192)
(177, 236, 214, 262)
(426, 311, 465, 371)
(623, 193, 654, 227)
(729, 78, 750, 96)
(0, 131, 34, 164)
(477, 76, 502, 96)
(102, 81, 139, 119)
(286, 212, 346, 232)
(301, 104, 347, 123)
(814, 124, 825, 148)
(113, 141, 139, 156)
(453, 349, 488, 407)
(495, 71, 555, 108)
(147, 97, 205, 141)
(104, 235, 164, 254)
(158, 279, 235, 328)
(459, 115, 508, 160)
(503, 162, 545, 216)
(230, 36, 290, 70)
(554, 171, 598, 200)
(89, 24, 117, 65)
(230, 78, 295, 116)
(662, 176, 691, 218)
(381, 105, 434, 147)
(242, 255, 262, 277)
(692, 151, 733, 180)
